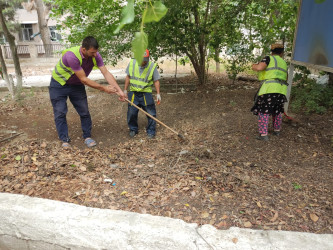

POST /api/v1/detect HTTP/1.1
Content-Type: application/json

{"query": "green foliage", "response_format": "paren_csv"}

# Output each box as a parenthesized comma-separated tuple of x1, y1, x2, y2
(49, 0, 299, 84)
(178, 56, 190, 66)
(143, 1, 168, 23)
(113, 0, 134, 34)
(132, 31, 148, 65)
(315, 0, 326, 3)
(292, 182, 302, 190)
(50, 0, 167, 64)
(114, 0, 168, 63)
(291, 68, 333, 114)
(224, 44, 255, 82)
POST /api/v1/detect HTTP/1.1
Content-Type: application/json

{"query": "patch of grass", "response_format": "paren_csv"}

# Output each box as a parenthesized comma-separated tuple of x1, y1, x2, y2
(292, 182, 302, 190)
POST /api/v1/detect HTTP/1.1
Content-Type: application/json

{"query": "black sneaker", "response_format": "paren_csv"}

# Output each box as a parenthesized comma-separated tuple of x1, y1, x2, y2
(129, 131, 137, 137)
(272, 131, 280, 136)
(256, 135, 269, 141)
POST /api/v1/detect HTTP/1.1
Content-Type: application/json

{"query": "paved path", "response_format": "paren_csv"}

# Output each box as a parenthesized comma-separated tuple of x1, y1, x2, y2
(0, 70, 190, 89)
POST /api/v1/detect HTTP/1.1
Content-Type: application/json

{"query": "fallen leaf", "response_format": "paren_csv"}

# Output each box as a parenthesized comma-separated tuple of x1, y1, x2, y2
(221, 214, 228, 220)
(244, 221, 252, 228)
(209, 219, 215, 225)
(216, 220, 227, 228)
(310, 213, 319, 222)
(223, 193, 233, 198)
(80, 166, 87, 172)
(23, 155, 29, 162)
(15, 155, 21, 161)
(120, 191, 127, 196)
(232, 238, 238, 244)
(256, 201, 262, 208)
(270, 211, 279, 222)
(201, 212, 209, 218)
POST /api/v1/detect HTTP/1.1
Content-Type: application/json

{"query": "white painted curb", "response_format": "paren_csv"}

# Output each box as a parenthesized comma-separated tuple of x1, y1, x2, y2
(0, 193, 332, 250)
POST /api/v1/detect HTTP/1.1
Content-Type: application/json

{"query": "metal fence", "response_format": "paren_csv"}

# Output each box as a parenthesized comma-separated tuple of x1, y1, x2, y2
(36, 44, 64, 58)
(3, 44, 65, 59)
(4, 45, 30, 59)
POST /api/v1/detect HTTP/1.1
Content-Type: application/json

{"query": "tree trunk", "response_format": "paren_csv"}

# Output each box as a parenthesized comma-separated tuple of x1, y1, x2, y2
(215, 48, 220, 73)
(35, 0, 52, 46)
(0, 7, 23, 99)
(187, 53, 206, 86)
(0, 46, 14, 98)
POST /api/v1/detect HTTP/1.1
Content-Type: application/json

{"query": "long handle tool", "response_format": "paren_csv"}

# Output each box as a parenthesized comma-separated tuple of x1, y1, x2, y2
(125, 98, 185, 140)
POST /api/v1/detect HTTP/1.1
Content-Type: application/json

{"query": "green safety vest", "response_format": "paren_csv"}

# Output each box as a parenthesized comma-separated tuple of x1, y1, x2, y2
(51, 46, 97, 86)
(129, 59, 157, 93)
(258, 55, 288, 96)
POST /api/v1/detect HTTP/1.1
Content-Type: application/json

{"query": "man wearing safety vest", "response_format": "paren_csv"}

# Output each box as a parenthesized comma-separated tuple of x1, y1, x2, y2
(251, 43, 288, 141)
(49, 36, 126, 148)
(123, 49, 161, 139)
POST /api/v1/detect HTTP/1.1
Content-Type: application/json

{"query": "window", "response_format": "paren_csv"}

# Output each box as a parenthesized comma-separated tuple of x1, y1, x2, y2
(20, 24, 33, 41)
(0, 33, 6, 44)
(49, 26, 62, 41)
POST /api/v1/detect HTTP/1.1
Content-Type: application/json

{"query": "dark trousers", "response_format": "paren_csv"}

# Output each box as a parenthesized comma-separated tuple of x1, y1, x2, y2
(127, 91, 156, 135)
(49, 78, 92, 142)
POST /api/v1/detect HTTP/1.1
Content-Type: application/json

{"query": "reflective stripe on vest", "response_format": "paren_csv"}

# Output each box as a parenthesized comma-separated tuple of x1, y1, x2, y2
(258, 55, 288, 96)
(51, 46, 97, 86)
(129, 59, 157, 93)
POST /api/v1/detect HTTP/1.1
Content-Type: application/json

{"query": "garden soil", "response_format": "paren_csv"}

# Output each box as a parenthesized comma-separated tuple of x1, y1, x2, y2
(0, 72, 332, 234)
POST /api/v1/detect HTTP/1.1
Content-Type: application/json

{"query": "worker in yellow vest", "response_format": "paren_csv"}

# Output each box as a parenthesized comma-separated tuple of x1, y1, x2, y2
(123, 49, 161, 139)
(251, 43, 288, 141)
(49, 36, 126, 148)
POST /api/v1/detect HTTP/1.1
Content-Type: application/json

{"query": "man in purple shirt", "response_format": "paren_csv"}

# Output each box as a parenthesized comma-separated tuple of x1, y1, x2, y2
(49, 36, 125, 148)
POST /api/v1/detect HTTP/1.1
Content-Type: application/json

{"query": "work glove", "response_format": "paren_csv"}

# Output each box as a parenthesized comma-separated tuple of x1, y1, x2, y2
(124, 90, 128, 97)
(156, 94, 161, 105)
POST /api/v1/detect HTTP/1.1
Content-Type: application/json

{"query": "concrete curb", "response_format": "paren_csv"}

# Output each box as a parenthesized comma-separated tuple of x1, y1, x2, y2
(0, 193, 332, 250)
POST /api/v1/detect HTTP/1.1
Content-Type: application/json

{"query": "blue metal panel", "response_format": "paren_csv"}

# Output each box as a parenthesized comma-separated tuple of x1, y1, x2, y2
(293, 0, 333, 68)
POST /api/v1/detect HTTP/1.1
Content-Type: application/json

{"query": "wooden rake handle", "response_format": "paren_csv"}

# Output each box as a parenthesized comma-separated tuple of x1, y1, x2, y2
(124, 98, 183, 138)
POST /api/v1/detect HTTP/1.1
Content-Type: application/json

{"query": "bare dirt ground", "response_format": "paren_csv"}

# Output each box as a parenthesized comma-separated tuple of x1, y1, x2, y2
(0, 72, 332, 234)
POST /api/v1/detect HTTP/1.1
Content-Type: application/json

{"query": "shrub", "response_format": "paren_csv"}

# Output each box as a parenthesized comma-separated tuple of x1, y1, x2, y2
(291, 76, 333, 114)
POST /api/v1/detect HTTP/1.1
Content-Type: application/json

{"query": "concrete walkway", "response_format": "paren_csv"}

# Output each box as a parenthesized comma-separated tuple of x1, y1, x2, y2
(0, 70, 127, 89)
(0, 70, 190, 90)
(0, 193, 332, 250)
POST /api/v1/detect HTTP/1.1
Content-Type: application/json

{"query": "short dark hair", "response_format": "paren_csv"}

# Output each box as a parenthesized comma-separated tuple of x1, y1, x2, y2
(82, 36, 99, 50)
(271, 48, 284, 54)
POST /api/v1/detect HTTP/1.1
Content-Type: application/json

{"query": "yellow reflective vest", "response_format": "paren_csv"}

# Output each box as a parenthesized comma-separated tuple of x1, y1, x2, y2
(129, 59, 157, 93)
(51, 46, 97, 86)
(258, 55, 288, 96)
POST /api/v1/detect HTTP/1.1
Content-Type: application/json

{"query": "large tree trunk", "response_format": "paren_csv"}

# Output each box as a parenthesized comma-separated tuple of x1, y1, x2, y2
(0, 7, 23, 99)
(0, 46, 14, 98)
(35, 0, 52, 46)
(188, 52, 206, 86)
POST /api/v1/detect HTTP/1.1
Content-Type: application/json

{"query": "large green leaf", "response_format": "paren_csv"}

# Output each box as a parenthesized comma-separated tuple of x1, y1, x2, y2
(143, 1, 168, 23)
(132, 31, 148, 65)
(114, 0, 135, 34)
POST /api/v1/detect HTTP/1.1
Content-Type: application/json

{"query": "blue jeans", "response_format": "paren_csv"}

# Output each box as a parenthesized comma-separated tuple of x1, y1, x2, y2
(49, 78, 92, 142)
(127, 91, 156, 135)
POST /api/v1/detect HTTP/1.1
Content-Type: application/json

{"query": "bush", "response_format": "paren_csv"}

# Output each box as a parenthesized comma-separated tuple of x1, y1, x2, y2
(291, 79, 333, 114)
